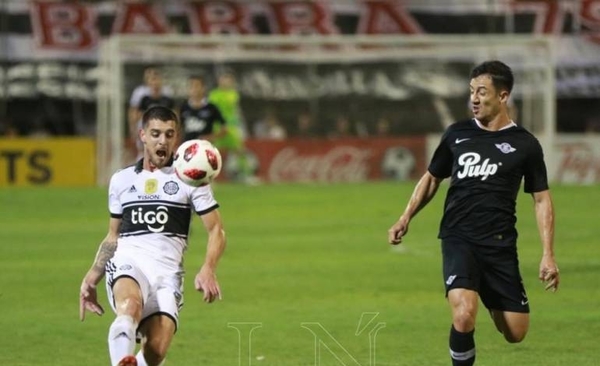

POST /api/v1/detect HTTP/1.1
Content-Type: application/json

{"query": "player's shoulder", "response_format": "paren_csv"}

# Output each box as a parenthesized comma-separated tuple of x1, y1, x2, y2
(110, 161, 142, 184)
(448, 119, 476, 131)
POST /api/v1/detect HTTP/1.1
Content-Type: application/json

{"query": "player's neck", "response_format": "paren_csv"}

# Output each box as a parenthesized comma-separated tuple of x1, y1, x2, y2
(189, 96, 206, 107)
(475, 114, 513, 131)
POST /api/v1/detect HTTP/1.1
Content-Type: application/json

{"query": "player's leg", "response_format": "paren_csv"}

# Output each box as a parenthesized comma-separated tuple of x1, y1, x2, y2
(490, 310, 529, 343)
(447, 289, 479, 366)
(135, 277, 183, 366)
(442, 238, 480, 366)
(478, 242, 530, 343)
(109, 277, 144, 366)
(136, 314, 176, 366)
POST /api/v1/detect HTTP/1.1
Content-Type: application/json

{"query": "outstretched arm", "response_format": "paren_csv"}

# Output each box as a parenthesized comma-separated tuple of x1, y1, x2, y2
(79, 217, 121, 321)
(195, 209, 226, 303)
(532, 190, 559, 292)
(388, 171, 443, 245)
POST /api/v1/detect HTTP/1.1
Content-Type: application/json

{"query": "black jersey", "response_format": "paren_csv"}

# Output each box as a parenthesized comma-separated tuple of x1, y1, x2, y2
(139, 95, 175, 112)
(179, 99, 225, 142)
(428, 119, 548, 244)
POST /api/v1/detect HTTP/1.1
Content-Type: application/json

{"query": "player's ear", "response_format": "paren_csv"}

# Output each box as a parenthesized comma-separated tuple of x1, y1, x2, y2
(499, 90, 509, 104)
(139, 128, 146, 143)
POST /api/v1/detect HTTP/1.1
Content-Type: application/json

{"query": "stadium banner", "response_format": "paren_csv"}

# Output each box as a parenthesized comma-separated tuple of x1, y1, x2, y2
(244, 137, 426, 183)
(0, 138, 95, 187)
(550, 135, 600, 185)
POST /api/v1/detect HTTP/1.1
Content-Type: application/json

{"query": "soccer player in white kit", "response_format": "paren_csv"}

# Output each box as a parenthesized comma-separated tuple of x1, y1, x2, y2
(79, 106, 226, 366)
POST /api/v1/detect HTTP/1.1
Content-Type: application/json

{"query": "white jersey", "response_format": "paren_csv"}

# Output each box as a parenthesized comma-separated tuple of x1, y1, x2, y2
(108, 159, 218, 271)
(129, 85, 174, 107)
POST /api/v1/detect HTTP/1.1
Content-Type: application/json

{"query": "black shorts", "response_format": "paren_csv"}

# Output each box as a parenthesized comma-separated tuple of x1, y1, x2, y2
(441, 236, 530, 313)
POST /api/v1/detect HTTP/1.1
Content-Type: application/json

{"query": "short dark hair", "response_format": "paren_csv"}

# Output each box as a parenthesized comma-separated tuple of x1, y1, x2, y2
(189, 74, 206, 84)
(142, 105, 178, 128)
(470, 60, 514, 94)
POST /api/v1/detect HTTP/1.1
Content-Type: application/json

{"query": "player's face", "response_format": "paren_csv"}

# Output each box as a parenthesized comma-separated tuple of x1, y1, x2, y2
(189, 79, 205, 97)
(469, 74, 507, 123)
(140, 118, 178, 168)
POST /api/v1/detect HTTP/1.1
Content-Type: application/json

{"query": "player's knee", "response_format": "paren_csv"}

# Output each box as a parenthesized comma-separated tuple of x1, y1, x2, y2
(452, 307, 477, 331)
(503, 329, 527, 343)
(143, 338, 169, 366)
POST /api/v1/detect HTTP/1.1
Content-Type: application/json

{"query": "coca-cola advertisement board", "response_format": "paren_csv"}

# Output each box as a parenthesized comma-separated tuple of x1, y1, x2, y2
(243, 137, 426, 183)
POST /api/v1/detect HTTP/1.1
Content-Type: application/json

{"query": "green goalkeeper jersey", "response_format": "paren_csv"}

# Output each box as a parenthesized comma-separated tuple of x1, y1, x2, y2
(209, 88, 241, 127)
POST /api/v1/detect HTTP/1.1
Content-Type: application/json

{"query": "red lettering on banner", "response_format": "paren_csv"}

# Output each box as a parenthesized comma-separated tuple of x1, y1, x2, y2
(511, 0, 563, 34)
(556, 143, 600, 183)
(358, 0, 422, 34)
(268, 146, 371, 182)
(188, 1, 254, 34)
(268, 1, 337, 35)
(30, 1, 98, 49)
(112, 3, 168, 34)
(581, 0, 600, 43)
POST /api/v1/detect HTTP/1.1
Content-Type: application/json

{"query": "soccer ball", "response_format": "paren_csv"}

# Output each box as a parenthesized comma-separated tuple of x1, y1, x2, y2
(173, 139, 222, 187)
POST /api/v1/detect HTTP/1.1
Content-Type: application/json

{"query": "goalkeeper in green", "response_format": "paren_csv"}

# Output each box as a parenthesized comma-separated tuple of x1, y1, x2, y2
(209, 70, 253, 183)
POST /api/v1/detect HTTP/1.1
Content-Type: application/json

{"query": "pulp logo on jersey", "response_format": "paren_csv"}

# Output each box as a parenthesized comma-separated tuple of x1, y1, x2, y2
(131, 206, 169, 233)
(457, 152, 499, 181)
(495, 143, 517, 154)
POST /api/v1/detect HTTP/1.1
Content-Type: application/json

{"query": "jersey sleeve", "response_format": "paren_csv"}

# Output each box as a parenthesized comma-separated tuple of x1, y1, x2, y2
(190, 185, 219, 215)
(428, 130, 453, 179)
(108, 173, 123, 218)
(523, 137, 549, 193)
(129, 86, 145, 107)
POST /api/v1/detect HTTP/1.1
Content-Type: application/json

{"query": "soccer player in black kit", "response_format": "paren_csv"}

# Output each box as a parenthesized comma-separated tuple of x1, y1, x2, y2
(179, 75, 227, 143)
(387, 60, 559, 366)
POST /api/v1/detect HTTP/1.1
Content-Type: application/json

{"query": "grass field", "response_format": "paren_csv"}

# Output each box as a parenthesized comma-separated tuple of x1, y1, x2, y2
(0, 182, 598, 366)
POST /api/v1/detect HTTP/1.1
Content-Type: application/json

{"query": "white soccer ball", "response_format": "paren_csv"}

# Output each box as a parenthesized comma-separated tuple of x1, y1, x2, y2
(173, 139, 222, 187)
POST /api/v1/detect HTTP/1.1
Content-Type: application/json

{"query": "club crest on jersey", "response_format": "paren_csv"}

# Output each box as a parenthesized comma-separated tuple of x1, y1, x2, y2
(163, 181, 179, 195)
(145, 179, 158, 194)
(495, 143, 516, 154)
(457, 152, 499, 181)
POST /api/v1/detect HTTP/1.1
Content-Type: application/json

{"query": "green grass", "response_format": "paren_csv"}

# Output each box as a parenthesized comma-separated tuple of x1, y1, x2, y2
(0, 182, 598, 365)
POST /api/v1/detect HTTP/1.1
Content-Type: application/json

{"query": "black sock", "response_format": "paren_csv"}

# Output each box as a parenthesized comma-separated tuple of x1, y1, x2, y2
(449, 325, 475, 366)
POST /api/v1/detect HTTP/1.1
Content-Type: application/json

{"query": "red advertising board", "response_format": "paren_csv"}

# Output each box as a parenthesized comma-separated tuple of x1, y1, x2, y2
(243, 137, 426, 183)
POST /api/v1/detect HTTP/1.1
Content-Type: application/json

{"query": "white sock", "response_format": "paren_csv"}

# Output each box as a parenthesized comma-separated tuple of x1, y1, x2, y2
(135, 350, 147, 366)
(108, 315, 137, 366)
(136, 350, 166, 366)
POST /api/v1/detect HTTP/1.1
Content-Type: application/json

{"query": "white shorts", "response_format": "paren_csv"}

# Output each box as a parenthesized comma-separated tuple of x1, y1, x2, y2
(105, 251, 184, 331)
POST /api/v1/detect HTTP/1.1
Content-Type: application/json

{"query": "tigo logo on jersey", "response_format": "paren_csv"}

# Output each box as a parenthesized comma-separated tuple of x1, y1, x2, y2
(457, 152, 499, 181)
(131, 206, 169, 233)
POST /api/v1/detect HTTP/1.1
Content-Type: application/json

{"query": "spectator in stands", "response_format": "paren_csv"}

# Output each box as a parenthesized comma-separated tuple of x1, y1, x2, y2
(292, 110, 318, 138)
(327, 114, 355, 139)
(253, 107, 287, 140)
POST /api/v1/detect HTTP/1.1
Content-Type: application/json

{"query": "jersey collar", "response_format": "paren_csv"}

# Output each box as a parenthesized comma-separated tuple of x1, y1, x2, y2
(473, 118, 517, 131)
(134, 156, 174, 174)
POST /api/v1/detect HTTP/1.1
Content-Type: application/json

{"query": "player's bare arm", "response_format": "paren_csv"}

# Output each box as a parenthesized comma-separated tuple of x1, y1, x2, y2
(195, 209, 226, 303)
(79, 217, 121, 320)
(388, 171, 443, 245)
(532, 190, 559, 292)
